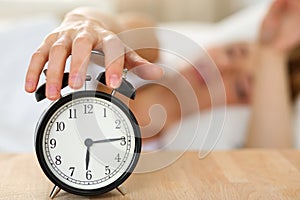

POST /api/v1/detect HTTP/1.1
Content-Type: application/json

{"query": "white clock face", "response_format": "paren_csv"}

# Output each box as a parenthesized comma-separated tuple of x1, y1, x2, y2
(39, 94, 139, 191)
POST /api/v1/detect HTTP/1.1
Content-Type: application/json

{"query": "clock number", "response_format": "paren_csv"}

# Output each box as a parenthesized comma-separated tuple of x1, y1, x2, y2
(115, 153, 121, 162)
(69, 167, 75, 177)
(115, 119, 121, 129)
(55, 155, 62, 165)
(84, 104, 93, 114)
(105, 166, 111, 175)
(69, 108, 77, 119)
(86, 170, 92, 180)
(56, 122, 65, 132)
(120, 136, 126, 146)
(49, 138, 56, 149)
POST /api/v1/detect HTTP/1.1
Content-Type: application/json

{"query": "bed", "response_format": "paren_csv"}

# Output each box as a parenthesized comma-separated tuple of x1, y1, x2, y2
(0, 0, 299, 152)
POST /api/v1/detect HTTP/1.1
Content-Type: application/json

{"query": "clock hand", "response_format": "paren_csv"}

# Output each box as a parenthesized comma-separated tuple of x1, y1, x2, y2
(84, 139, 93, 170)
(83, 137, 125, 170)
(92, 137, 124, 144)
(85, 147, 90, 170)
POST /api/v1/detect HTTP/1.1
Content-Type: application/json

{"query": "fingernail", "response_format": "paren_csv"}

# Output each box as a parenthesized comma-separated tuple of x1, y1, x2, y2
(47, 85, 58, 99)
(69, 74, 83, 88)
(25, 80, 34, 91)
(109, 74, 121, 88)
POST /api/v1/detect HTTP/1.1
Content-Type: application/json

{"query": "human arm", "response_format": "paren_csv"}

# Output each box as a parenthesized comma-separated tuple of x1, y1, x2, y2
(245, 47, 293, 148)
(245, 0, 300, 148)
(130, 64, 210, 141)
(25, 7, 162, 100)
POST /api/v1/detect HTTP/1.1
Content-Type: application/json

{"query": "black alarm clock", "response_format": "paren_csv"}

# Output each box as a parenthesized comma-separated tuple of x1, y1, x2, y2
(34, 51, 141, 198)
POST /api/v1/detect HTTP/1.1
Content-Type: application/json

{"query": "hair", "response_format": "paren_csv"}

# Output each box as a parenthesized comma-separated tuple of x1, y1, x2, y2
(288, 47, 300, 102)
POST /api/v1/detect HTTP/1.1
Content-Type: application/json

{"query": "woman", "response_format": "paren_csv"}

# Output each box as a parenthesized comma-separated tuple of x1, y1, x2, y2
(25, 0, 300, 148)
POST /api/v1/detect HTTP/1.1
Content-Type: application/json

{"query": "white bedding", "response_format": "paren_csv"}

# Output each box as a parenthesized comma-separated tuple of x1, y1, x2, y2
(0, 0, 298, 152)
(150, 1, 269, 151)
(0, 15, 60, 152)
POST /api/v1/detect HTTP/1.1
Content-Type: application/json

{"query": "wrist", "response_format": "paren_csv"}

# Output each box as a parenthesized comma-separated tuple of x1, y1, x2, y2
(256, 42, 289, 63)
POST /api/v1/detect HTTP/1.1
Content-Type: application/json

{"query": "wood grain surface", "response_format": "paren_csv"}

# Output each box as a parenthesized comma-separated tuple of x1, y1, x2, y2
(0, 149, 300, 199)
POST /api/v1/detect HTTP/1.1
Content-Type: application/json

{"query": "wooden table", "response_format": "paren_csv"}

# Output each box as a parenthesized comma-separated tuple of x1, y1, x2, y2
(1, 149, 300, 199)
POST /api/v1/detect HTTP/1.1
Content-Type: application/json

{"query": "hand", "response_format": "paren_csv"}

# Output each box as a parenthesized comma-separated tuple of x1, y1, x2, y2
(25, 9, 163, 100)
(260, 0, 300, 54)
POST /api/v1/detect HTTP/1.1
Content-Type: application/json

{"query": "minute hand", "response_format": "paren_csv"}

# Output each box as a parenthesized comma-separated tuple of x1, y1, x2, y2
(92, 137, 124, 144)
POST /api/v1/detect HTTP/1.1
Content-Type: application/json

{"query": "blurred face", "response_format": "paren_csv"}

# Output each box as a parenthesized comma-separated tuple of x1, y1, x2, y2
(180, 42, 256, 109)
(206, 42, 255, 105)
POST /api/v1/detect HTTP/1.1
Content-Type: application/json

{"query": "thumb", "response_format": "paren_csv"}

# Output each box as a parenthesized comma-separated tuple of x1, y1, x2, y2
(125, 49, 163, 80)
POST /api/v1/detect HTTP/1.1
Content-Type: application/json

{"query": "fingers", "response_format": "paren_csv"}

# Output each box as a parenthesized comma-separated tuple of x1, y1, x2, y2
(25, 25, 163, 101)
(46, 35, 72, 100)
(102, 34, 125, 88)
(25, 36, 54, 93)
(125, 49, 163, 80)
(103, 35, 163, 87)
(25, 30, 97, 100)
(69, 32, 95, 89)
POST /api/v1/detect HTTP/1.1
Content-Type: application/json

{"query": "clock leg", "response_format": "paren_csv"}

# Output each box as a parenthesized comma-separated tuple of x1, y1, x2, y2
(49, 185, 61, 199)
(116, 185, 127, 196)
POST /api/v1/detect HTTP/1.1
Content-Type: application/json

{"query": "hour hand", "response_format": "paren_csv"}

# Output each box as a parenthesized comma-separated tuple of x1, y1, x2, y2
(84, 139, 93, 170)
(85, 147, 90, 170)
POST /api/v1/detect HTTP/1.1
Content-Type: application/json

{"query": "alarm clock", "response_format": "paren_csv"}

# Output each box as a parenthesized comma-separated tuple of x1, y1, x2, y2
(34, 51, 141, 198)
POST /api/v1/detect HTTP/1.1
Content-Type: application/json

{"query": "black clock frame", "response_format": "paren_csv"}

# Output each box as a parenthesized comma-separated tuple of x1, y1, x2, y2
(35, 90, 142, 196)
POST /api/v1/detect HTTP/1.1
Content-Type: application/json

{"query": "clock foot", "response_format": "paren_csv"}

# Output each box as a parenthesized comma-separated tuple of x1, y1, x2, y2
(116, 185, 127, 196)
(49, 185, 61, 199)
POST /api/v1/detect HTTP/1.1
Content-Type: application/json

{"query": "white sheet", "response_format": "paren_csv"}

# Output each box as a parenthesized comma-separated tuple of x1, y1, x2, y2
(149, 0, 300, 151)
(151, 1, 268, 151)
(0, 15, 60, 152)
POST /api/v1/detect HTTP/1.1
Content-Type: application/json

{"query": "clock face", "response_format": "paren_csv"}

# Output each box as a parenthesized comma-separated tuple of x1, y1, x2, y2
(35, 91, 141, 195)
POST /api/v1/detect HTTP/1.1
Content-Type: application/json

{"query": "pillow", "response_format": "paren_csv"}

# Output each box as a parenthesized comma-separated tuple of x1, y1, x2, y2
(157, 106, 250, 151)
(158, 0, 272, 47)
